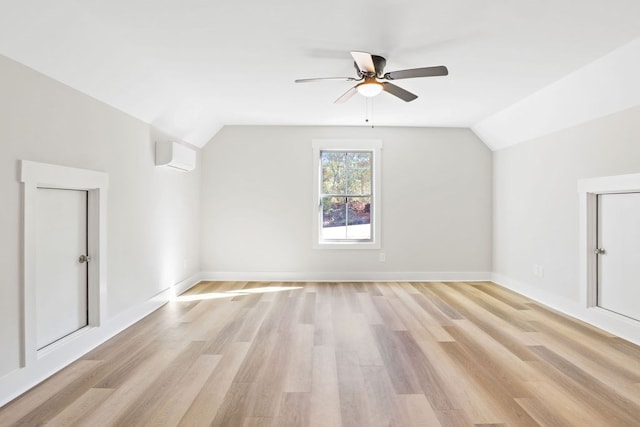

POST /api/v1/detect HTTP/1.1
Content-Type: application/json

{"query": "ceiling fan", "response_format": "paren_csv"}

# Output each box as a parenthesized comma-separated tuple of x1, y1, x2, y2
(295, 51, 448, 103)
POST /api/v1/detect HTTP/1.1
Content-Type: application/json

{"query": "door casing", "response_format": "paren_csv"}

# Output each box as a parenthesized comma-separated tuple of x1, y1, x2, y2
(21, 160, 108, 365)
(579, 173, 640, 324)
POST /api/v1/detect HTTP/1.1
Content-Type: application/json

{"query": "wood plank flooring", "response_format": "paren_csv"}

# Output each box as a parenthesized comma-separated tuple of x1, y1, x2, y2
(1, 281, 639, 426)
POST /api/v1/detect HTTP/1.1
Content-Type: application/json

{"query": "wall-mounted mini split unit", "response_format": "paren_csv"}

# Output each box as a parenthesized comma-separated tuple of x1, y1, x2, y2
(155, 141, 196, 171)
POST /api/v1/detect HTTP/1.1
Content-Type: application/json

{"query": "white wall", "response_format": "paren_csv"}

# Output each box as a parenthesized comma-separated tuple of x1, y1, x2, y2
(200, 126, 492, 280)
(0, 55, 201, 380)
(493, 106, 640, 329)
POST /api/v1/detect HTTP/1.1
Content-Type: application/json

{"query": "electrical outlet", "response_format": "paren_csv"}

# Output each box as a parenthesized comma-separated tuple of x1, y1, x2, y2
(532, 264, 544, 278)
(379, 252, 386, 262)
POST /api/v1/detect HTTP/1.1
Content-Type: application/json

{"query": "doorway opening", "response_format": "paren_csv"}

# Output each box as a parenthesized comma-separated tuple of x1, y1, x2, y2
(35, 187, 89, 350)
(595, 192, 640, 321)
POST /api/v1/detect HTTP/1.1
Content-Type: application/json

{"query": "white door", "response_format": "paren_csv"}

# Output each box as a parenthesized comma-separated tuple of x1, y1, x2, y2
(35, 188, 89, 349)
(597, 192, 640, 321)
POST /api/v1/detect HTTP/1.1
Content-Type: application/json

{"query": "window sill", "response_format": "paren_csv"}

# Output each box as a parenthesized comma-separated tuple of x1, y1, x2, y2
(313, 241, 380, 250)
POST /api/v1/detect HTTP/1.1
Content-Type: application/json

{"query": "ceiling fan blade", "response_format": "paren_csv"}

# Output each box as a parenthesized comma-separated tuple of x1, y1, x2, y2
(384, 66, 448, 80)
(382, 82, 418, 102)
(351, 51, 376, 74)
(334, 86, 358, 104)
(295, 77, 358, 83)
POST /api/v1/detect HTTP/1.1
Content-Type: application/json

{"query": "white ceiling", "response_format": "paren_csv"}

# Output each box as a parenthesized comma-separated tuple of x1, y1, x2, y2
(1, 0, 640, 148)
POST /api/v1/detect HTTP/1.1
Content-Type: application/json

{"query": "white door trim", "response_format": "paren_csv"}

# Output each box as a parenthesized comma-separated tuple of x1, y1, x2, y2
(20, 160, 108, 366)
(578, 173, 640, 321)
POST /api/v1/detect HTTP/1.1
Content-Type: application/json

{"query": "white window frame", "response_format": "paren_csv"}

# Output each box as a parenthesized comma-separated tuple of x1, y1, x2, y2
(312, 139, 382, 249)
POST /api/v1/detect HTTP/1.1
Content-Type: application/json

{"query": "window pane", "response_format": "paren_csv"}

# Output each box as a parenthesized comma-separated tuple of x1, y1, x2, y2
(346, 197, 371, 240)
(321, 196, 346, 240)
(318, 149, 374, 243)
(347, 167, 371, 195)
(321, 152, 345, 194)
(347, 152, 372, 168)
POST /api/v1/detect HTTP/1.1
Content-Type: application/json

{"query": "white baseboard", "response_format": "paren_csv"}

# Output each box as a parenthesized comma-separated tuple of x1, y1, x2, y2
(153, 272, 203, 302)
(0, 273, 201, 407)
(200, 271, 492, 282)
(492, 273, 640, 346)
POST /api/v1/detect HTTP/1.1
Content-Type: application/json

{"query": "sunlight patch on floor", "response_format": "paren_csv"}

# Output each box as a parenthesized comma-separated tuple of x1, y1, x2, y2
(174, 286, 303, 302)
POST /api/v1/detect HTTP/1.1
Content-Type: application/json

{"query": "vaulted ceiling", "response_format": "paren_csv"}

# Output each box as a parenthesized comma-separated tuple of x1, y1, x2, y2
(1, 0, 639, 148)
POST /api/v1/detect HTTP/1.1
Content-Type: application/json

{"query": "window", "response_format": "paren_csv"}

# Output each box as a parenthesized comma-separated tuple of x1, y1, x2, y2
(312, 140, 381, 249)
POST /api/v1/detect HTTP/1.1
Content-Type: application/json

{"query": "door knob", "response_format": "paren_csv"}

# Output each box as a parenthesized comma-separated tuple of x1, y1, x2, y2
(594, 248, 606, 255)
(78, 254, 91, 263)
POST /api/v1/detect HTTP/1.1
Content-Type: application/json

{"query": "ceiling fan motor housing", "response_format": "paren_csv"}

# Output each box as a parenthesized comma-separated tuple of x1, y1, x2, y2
(372, 55, 386, 77)
(354, 54, 387, 77)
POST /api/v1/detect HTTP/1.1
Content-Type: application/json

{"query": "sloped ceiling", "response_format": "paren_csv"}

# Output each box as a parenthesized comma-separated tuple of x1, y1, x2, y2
(1, 0, 639, 148)
(474, 38, 640, 150)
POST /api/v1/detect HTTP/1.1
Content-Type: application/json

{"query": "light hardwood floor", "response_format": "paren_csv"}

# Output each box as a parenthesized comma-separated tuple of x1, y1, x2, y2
(1, 281, 639, 426)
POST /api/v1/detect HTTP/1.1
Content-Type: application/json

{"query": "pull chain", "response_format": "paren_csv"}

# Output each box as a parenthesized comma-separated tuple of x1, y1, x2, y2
(365, 98, 369, 124)
(370, 97, 375, 128)
(364, 98, 375, 128)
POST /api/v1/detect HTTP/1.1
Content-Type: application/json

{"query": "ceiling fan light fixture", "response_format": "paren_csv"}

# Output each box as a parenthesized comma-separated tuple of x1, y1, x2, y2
(356, 81, 383, 97)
